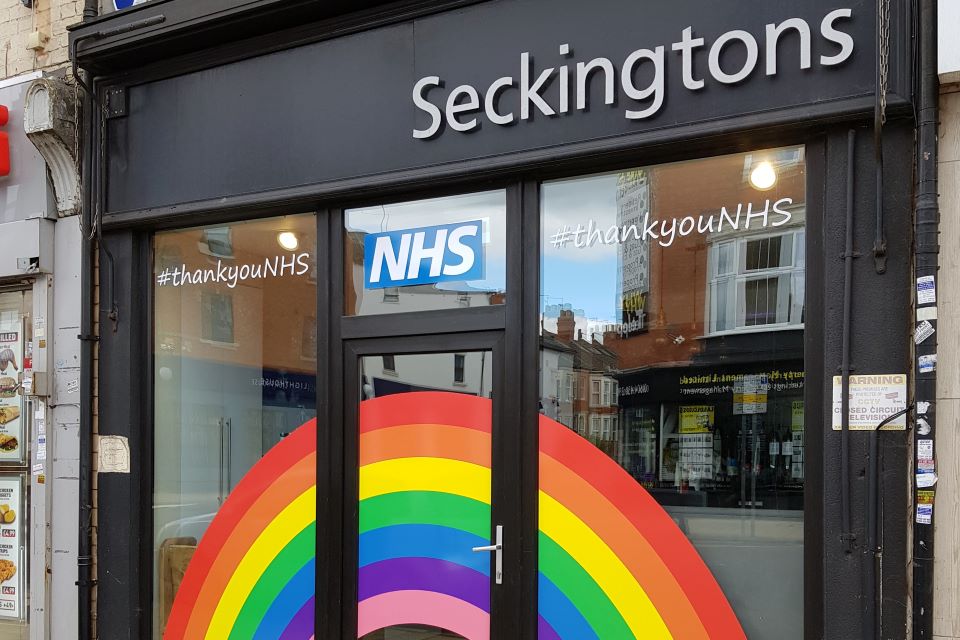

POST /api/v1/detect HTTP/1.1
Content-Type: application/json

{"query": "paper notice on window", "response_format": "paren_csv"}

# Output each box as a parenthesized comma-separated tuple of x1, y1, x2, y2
(733, 375, 768, 415)
(831, 374, 908, 431)
(679, 406, 714, 433)
(0, 476, 23, 619)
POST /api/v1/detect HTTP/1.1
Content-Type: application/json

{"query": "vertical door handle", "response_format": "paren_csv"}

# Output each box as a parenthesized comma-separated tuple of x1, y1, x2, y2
(217, 418, 225, 505)
(472, 524, 503, 585)
(224, 418, 233, 495)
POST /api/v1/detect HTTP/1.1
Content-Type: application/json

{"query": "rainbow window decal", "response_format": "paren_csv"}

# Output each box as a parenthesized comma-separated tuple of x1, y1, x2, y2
(165, 392, 744, 639)
(163, 420, 317, 640)
(538, 413, 745, 639)
(358, 391, 493, 638)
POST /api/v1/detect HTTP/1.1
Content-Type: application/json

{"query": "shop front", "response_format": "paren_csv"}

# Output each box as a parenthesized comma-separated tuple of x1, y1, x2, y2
(71, 0, 917, 638)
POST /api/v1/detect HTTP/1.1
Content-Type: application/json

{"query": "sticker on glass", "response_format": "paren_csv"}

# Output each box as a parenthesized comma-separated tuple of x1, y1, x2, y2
(364, 220, 484, 289)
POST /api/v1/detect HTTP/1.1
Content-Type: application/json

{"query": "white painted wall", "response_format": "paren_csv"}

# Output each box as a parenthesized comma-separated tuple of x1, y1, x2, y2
(941, 1, 960, 82)
(935, 85, 960, 640)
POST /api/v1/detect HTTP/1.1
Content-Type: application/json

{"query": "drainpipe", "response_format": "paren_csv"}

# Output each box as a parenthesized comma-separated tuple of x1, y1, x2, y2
(76, 87, 95, 640)
(76, 4, 98, 640)
(83, 0, 98, 21)
(912, 0, 939, 636)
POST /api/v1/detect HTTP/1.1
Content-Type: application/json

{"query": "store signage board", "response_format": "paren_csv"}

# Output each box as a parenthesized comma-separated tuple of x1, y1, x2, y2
(363, 220, 484, 289)
(0, 325, 23, 463)
(0, 476, 23, 620)
(107, 0, 883, 213)
(831, 374, 908, 431)
(0, 105, 9, 177)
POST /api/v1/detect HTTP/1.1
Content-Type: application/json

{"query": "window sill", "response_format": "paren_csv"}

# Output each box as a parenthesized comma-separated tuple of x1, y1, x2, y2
(701, 324, 804, 339)
(198, 338, 239, 349)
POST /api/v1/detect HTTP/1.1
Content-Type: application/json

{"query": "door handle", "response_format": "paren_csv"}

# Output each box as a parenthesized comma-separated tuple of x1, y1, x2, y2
(217, 418, 224, 506)
(472, 524, 503, 585)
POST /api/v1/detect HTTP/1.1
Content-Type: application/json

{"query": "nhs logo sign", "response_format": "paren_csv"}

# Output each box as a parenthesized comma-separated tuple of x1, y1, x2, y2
(364, 220, 484, 289)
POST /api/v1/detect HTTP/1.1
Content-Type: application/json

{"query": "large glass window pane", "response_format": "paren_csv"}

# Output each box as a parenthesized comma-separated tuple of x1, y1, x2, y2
(344, 191, 507, 316)
(153, 214, 317, 639)
(539, 147, 805, 639)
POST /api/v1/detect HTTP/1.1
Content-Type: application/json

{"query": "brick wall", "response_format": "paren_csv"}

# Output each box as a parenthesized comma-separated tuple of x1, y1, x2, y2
(0, 0, 81, 76)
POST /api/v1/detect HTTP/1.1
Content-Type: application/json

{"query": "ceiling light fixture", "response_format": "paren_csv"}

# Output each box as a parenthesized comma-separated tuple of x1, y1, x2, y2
(277, 231, 299, 251)
(749, 161, 777, 191)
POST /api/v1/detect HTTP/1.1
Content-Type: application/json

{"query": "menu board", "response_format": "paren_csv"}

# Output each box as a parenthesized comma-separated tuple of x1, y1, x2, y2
(0, 476, 23, 619)
(0, 325, 23, 463)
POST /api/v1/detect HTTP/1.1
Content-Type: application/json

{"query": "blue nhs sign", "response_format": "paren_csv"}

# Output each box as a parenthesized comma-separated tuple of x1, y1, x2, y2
(364, 220, 485, 289)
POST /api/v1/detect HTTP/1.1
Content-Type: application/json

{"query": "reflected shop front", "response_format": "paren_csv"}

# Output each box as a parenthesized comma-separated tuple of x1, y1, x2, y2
(73, 1, 917, 639)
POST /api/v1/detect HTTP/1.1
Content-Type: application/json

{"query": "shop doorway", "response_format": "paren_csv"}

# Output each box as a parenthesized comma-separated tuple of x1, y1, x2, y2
(343, 332, 520, 640)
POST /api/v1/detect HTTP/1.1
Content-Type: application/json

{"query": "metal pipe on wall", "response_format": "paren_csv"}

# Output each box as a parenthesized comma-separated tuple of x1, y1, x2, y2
(76, 87, 95, 640)
(840, 128, 856, 556)
(83, 0, 98, 20)
(913, 0, 940, 636)
(77, 5, 98, 640)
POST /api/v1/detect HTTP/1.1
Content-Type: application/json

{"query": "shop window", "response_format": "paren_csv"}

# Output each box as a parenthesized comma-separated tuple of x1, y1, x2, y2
(152, 214, 317, 639)
(540, 146, 806, 640)
(344, 190, 507, 316)
(382, 354, 396, 373)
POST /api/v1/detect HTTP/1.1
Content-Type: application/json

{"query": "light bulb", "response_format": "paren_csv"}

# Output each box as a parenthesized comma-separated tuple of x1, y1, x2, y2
(749, 161, 777, 191)
(277, 231, 299, 251)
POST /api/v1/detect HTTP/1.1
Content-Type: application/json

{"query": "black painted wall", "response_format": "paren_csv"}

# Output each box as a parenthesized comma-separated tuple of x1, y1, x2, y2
(814, 123, 913, 639)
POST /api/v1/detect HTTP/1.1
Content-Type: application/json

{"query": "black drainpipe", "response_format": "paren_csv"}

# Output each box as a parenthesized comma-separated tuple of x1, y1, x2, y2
(76, 4, 98, 640)
(913, 0, 939, 636)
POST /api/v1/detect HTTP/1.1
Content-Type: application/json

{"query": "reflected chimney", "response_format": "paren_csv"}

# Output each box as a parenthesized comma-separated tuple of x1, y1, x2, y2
(557, 309, 575, 342)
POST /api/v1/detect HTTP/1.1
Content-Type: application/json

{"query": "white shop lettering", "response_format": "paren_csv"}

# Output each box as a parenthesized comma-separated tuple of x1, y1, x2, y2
(413, 9, 854, 139)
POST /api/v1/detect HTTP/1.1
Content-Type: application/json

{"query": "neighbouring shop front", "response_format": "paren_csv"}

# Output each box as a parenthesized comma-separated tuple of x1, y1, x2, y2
(71, 1, 918, 638)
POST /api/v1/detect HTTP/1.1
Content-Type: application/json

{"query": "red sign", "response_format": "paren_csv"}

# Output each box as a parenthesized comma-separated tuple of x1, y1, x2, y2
(0, 105, 8, 177)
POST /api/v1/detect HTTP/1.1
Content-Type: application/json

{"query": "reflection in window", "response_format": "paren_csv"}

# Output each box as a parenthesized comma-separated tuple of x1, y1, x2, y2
(708, 230, 805, 333)
(200, 291, 234, 344)
(540, 146, 805, 640)
(382, 355, 396, 373)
